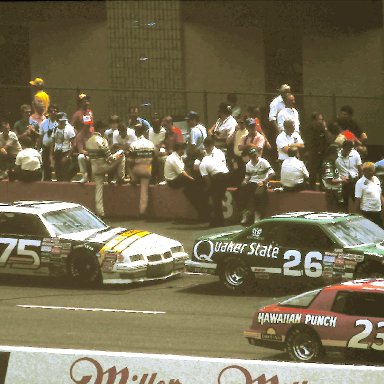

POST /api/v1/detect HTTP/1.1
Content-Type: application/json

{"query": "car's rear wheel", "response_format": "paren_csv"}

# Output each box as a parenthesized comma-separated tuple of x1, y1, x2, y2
(286, 327, 324, 362)
(219, 256, 254, 292)
(355, 261, 384, 279)
(68, 252, 102, 287)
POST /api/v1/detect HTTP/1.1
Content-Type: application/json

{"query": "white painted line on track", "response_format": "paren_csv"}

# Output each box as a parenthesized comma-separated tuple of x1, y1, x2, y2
(17, 304, 165, 314)
(184, 272, 207, 275)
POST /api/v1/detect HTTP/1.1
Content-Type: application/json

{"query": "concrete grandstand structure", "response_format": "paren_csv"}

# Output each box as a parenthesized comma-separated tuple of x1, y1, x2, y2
(0, 0, 383, 152)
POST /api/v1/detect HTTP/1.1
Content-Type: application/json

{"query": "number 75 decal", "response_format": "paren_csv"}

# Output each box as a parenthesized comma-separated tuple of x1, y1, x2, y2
(0, 238, 41, 268)
(347, 319, 384, 351)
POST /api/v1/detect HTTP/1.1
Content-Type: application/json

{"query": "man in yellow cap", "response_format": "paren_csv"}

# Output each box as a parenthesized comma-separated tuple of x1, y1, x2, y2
(29, 77, 50, 115)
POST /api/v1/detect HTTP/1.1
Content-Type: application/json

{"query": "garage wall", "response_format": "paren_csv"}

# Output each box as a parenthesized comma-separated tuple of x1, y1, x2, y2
(183, 23, 265, 125)
(29, 20, 110, 123)
(302, 29, 383, 144)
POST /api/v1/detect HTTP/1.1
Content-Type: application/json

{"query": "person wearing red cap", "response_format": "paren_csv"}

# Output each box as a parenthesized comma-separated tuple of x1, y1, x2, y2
(29, 77, 50, 115)
(71, 93, 94, 134)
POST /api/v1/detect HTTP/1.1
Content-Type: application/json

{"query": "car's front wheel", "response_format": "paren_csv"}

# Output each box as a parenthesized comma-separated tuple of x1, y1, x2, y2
(68, 252, 102, 287)
(219, 256, 255, 292)
(286, 327, 324, 362)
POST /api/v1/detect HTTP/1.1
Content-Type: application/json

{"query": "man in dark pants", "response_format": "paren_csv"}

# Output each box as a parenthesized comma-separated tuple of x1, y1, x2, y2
(199, 136, 230, 227)
(164, 142, 210, 222)
(236, 147, 275, 225)
(37, 104, 58, 181)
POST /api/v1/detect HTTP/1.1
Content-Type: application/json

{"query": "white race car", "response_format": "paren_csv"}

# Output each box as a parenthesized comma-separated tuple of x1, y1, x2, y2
(0, 201, 189, 286)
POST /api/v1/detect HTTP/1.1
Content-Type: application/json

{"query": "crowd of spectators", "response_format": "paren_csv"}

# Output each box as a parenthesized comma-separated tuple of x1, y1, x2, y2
(0, 79, 382, 227)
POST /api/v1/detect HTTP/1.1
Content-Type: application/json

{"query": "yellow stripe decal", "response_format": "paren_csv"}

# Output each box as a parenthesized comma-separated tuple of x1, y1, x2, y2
(99, 230, 151, 263)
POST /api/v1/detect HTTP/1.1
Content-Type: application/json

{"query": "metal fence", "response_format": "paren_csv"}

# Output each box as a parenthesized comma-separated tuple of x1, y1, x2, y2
(1, 84, 383, 146)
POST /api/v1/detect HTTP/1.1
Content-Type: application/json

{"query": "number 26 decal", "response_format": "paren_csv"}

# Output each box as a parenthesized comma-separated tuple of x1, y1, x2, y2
(347, 319, 384, 351)
(0, 238, 41, 268)
(283, 250, 323, 278)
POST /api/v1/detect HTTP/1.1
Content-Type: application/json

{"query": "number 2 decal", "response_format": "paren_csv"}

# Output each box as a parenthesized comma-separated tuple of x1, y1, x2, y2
(347, 320, 384, 350)
(283, 250, 323, 278)
(0, 238, 41, 268)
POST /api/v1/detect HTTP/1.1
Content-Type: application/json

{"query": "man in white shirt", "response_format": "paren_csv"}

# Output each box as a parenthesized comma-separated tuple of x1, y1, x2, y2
(185, 110, 207, 174)
(149, 114, 167, 184)
(355, 162, 383, 227)
(51, 112, 76, 181)
(281, 147, 309, 190)
(269, 84, 291, 133)
(127, 124, 155, 217)
(199, 136, 230, 227)
(335, 139, 362, 212)
(112, 124, 137, 153)
(208, 102, 237, 153)
(0, 119, 22, 179)
(164, 142, 209, 222)
(9, 136, 42, 182)
(236, 147, 275, 224)
(276, 120, 305, 162)
(277, 93, 300, 133)
(104, 115, 120, 147)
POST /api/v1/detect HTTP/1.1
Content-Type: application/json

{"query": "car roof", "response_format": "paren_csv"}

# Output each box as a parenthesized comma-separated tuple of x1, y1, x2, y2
(0, 201, 81, 215)
(323, 279, 384, 293)
(265, 211, 358, 224)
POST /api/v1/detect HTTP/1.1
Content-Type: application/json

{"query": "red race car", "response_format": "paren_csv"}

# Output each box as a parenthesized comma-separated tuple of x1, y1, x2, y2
(244, 279, 384, 362)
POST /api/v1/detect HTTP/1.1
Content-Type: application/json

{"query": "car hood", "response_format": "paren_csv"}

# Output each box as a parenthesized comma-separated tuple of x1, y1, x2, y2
(59, 227, 182, 256)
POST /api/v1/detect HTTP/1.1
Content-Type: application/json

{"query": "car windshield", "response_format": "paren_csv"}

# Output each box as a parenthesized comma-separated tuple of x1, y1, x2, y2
(279, 289, 321, 308)
(326, 217, 384, 247)
(43, 207, 107, 235)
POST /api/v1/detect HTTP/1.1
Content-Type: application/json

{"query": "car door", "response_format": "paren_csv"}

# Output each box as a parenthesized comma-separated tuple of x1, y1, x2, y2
(331, 289, 384, 351)
(276, 223, 337, 282)
(235, 221, 286, 278)
(0, 212, 50, 274)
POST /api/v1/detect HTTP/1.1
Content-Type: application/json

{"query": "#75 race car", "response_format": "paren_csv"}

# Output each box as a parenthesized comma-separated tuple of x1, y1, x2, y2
(0, 201, 189, 286)
(244, 278, 384, 362)
(186, 212, 384, 291)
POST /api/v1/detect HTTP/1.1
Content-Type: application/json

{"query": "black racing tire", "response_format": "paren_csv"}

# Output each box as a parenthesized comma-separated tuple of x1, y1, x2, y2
(286, 327, 324, 362)
(355, 261, 384, 279)
(67, 252, 102, 288)
(218, 256, 255, 292)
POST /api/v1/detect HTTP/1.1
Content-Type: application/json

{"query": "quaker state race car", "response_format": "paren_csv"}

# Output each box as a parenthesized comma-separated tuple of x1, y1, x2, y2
(244, 278, 384, 362)
(186, 211, 384, 291)
(0, 201, 188, 286)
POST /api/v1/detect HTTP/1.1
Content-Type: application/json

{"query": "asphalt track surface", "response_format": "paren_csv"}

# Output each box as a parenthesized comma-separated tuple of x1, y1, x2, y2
(0, 218, 381, 366)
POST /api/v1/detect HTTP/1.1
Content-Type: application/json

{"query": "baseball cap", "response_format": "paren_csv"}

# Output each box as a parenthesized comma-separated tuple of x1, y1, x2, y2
(245, 118, 256, 127)
(78, 93, 90, 102)
(185, 111, 199, 120)
(248, 147, 258, 156)
(29, 77, 44, 86)
(277, 84, 291, 93)
(57, 112, 68, 122)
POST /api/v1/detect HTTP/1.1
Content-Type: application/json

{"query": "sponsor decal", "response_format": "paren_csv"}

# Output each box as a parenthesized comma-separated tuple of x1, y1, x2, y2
(258, 312, 302, 326)
(70, 356, 182, 384)
(254, 273, 270, 279)
(193, 240, 280, 262)
(261, 328, 283, 341)
(218, 365, 308, 384)
(252, 228, 262, 238)
(304, 314, 337, 327)
(323, 253, 336, 264)
(70, 357, 310, 384)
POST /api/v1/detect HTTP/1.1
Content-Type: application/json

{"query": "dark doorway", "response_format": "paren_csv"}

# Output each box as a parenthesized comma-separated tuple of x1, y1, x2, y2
(264, 29, 303, 103)
(0, 26, 30, 125)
